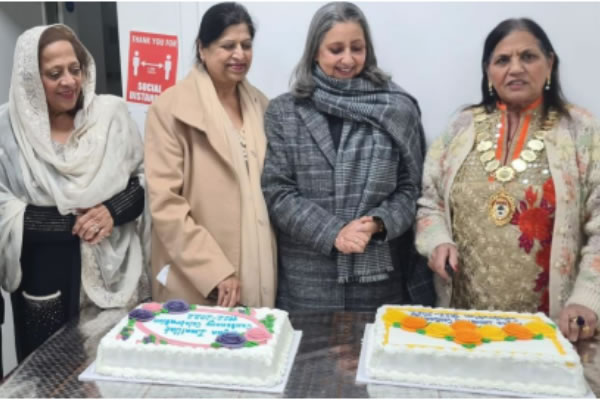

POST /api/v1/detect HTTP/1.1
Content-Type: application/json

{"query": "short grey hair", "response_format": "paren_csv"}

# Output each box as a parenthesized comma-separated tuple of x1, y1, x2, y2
(291, 1, 389, 98)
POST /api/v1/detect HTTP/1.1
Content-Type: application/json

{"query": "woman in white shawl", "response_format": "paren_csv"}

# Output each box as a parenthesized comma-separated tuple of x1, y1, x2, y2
(0, 25, 149, 361)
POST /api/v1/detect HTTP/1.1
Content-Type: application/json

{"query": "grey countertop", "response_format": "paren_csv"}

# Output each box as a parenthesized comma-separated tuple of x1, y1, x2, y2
(0, 306, 598, 398)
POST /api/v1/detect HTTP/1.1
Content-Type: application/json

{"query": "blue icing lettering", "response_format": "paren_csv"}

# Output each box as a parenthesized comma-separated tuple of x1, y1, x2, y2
(165, 327, 184, 335)
(206, 320, 252, 330)
(188, 313, 211, 320)
(409, 311, 520, 325)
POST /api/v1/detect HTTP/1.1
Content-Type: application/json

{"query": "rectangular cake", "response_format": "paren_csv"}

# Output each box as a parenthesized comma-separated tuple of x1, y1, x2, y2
(366, 305, 587, 397)
(96, 300, 295, 387)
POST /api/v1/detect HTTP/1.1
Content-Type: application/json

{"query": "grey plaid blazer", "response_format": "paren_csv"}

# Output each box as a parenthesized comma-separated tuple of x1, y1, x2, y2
(261, 93, 435, 311)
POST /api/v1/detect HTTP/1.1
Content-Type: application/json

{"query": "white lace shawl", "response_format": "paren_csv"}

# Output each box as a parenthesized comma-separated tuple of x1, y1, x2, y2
(0, 24, 150, 308)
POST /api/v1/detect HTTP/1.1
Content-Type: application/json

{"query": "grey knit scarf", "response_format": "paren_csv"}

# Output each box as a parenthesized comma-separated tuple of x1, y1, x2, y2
(312, 66, 425, 284)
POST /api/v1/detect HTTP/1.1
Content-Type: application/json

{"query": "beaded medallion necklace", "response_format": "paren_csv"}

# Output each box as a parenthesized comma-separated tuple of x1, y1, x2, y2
(472, 99, 558, 226)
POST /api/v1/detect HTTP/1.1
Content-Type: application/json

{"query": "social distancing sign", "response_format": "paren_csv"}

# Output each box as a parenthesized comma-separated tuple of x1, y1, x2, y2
(126, 31, 178, 105)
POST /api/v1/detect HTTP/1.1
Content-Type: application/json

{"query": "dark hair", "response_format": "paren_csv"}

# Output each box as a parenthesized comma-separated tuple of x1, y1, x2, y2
(291, 1, 389, 98)
(38, 25, 89, 114)
(475, 18, 568, 118)
(38, 25, 89, 76)
(195, 2, 255, 64)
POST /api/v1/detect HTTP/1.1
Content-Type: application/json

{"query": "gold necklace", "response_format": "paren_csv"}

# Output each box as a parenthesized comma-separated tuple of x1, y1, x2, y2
(471, 103, 557, 226)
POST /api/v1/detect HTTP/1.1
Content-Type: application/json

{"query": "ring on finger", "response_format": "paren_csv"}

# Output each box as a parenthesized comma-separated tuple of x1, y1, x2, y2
(582, 325, 591, 334)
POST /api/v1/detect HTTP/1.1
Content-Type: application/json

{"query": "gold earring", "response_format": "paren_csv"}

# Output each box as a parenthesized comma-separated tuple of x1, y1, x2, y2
(488, 80, 494, 96)
(545, 76, 551, 91)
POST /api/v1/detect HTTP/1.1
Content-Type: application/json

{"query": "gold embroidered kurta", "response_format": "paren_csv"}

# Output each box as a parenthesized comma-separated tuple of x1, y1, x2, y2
(450, 105, 554, 313)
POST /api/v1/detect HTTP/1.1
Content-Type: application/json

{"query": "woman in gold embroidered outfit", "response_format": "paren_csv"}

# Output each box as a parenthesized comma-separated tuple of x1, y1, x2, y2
(416, 18, 600, 342)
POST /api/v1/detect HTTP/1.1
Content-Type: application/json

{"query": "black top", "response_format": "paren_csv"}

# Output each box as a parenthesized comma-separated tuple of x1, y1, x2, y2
(326, 114, 344, 151)
(23, 176, 145, 241)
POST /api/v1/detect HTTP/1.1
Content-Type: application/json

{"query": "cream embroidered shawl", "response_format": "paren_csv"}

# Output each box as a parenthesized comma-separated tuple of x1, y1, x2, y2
(0, 24, 149, 308)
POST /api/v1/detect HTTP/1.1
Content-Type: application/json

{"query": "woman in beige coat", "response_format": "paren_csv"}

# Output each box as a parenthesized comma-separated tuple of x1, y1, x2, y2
(144, 2, 276, 307)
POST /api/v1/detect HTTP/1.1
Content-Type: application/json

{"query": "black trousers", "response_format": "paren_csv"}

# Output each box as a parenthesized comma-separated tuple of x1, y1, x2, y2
(12, 237, 81, 362)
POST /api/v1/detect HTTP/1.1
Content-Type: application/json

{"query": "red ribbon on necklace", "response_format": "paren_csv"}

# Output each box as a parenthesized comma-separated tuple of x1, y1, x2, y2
(489, 97, 542, 182)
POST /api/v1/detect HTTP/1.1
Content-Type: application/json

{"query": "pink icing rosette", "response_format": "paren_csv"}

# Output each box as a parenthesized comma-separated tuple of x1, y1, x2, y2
(142, 302, 163, 313)
(245, 327, 272, 344)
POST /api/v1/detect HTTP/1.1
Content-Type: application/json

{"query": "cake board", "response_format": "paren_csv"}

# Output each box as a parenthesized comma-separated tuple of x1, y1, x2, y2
(79, 330, 302, 394)
(356, 324, 595, 398)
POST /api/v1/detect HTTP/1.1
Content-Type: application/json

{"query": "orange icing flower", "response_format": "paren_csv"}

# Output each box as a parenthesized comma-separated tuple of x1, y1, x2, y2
(454, 330, 482, 345)
(503, 323, 533, 340)
(477, 325, 507, 341)
(425, 322, 454, 338)
(451, 320, 477, 331)
(525, 322, 555, 338)
(383, 309, 408, 325)
(401, 316, 428, 331)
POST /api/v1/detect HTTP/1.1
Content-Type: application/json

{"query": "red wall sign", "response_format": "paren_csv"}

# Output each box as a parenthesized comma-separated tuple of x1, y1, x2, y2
(126, 31, 178, 105)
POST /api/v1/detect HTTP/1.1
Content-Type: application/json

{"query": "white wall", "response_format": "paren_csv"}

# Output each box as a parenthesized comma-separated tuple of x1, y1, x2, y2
(0, 2, 45, 377)
(117, 1, 600, 142)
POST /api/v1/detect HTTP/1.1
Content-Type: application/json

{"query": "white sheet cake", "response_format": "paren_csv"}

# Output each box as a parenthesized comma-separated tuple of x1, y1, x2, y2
(366, 305, 587, 397)
(96, 300, 294, 387)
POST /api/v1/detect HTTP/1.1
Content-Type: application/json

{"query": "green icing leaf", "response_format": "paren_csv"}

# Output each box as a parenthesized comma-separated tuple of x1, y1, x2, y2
(462, 343, 476, 349)
(533, 334, 544, 340)
(482, 338, 491, 343)
(127, 319, 135, 327)
(160, 340, 168, 345)
(211, 342, 222, 348)
(549, 323, 557, 330)
(189, 304, 197, 311)
(149, 335, 156, 342)
(120, 326, 134, 336)
(416, 329, 426, 335)
(260, 314, 276, 333)
(505, 336, 517, 341)
(244, 341, 259, 347)
(264, 314, 276, 323)
(392, 322, 401, 328)
(160, 308, 168, 314)
(445, 336, 454, 341)
(244, 306, 251, 315)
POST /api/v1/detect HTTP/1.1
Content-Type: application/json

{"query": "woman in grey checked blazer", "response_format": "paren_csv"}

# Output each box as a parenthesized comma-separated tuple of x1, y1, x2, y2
(261, 2, 435, 311)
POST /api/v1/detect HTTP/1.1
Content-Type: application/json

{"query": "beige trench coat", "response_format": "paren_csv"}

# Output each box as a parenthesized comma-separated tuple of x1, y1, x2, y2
(144, 66, 272, 305)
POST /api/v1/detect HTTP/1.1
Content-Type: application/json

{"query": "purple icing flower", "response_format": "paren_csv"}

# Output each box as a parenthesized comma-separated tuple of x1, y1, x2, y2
(215, 332, 246, 349)
(164, 299, 190, 314)
(128, 308, 155, 322)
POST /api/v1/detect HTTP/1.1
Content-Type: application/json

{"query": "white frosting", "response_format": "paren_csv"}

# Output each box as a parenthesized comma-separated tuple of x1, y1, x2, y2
(367, 305, 587, 397)
(96, 305, 294, 387)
